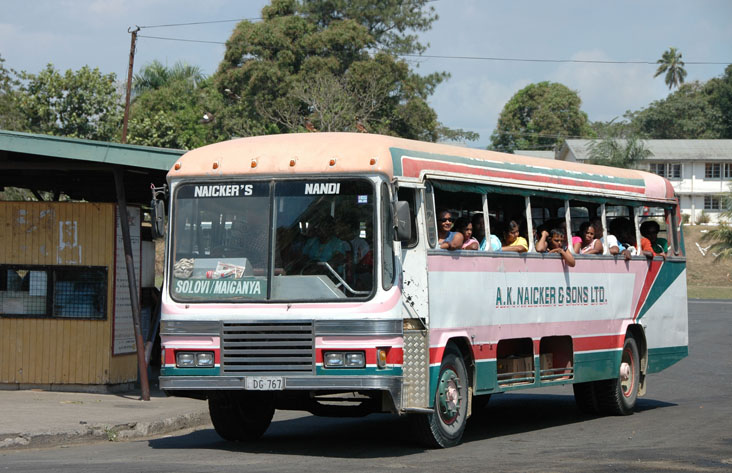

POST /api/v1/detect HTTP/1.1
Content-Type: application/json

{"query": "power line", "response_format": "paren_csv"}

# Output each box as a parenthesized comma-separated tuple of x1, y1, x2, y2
(134, 35, 730, 65)
(138, 34, 226, 45)
(138, 18, 261, 29)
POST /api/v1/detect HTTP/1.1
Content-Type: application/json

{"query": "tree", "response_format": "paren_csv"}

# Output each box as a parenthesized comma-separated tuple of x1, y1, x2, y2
(654, 47, 687, 90)
(133, 60, 205, 95)
(15, 64, 122, 141)
(0, 54, 23, 130)
(490, 82, 594, 153)
(127, 62, 219, 149)
(700, 183, 732, 262)
(299, 0, 438, 55)
(212, 0, 468, 142)
(586, 136, 653, 169)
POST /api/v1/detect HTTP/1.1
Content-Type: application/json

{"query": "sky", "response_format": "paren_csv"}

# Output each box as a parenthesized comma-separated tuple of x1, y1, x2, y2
(1, 0, 731, 148)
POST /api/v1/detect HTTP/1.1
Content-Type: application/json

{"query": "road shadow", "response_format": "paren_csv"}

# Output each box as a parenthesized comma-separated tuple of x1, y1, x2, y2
(148, 393, 676, 458)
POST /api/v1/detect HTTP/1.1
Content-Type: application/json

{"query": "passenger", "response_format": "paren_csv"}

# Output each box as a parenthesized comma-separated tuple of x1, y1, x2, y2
(501, 219, 528, 253)
(573, 221, 602, 254)
(437, 210, 464, 250)
(640, 220, 669, 257)
(542, 227, 575, 267)
(454, 217, 479, 250)
(608, 217, 638, 260)
(486, 217, 503, 251)
(590, 216, 606, 253)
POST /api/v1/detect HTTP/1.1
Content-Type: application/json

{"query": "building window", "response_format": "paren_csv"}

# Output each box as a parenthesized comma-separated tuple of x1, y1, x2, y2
(725, 163, 732, 179)
(669, 163, 682, 179)
(0, 265, 107, 319)
(649, 163, 682, 179)
(704, 196, 722, 210)
(649, 163, 666, 177)
(705, 163, 721, 179)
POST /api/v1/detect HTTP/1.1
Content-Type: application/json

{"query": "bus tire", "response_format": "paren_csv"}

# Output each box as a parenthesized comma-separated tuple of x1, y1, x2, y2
(572, 381, 600, 415)
(596, 335, 640, 416)
(412, 347, 469, 448)
(208, 391, 275, 442)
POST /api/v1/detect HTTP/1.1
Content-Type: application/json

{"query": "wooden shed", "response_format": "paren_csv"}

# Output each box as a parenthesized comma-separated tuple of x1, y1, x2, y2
(0, 131, 182, 391)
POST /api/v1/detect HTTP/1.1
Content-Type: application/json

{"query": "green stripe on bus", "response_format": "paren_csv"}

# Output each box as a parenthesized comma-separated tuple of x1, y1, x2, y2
(637, 262, 686, 321)
(647, 346, 688, 373)
(389, 147, 645, 187)
(161, 367, 221, 376)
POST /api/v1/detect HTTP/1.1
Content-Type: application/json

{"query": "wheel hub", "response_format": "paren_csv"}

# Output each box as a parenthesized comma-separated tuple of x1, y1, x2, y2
(438, 369, 462, 422)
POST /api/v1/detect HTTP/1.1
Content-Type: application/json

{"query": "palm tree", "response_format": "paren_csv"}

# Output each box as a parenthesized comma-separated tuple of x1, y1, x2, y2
(133, 60, 205, 95)
(654, 47, 687, 90)
(700, 184, 732, 262)
(587, 136, 653, 169)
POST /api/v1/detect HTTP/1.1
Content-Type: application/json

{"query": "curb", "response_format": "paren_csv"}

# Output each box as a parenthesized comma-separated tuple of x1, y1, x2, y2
(0, 410, 211, 450)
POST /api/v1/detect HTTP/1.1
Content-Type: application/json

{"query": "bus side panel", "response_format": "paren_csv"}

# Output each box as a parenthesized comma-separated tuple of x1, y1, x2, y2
(634, 260, 688, 373)
(424, 253, 680, 397)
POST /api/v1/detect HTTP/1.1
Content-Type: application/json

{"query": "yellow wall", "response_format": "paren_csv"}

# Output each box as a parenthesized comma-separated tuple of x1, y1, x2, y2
(0, 202, 137, 386)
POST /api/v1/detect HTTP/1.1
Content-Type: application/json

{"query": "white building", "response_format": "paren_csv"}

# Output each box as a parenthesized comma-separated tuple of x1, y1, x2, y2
(556, 140, 732, 223)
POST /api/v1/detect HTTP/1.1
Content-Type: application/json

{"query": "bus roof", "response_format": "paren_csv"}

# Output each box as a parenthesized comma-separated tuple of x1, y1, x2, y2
(169, 133, 676, 203)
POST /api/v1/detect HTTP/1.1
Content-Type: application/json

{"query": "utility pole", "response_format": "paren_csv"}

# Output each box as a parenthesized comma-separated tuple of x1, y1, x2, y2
(121, 26, 140, 144)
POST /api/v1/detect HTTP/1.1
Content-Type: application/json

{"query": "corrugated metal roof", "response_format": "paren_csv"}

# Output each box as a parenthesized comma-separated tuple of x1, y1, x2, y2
(561, 139, 732, 162)
(0, 130, 184, 171)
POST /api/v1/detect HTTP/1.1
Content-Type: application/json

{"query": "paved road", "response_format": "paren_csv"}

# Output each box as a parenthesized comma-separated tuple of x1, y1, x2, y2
(2, 300, 731, 472)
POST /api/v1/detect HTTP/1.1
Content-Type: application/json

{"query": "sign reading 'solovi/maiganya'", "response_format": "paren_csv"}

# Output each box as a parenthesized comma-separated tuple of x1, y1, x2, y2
(175, 277, 267, 298)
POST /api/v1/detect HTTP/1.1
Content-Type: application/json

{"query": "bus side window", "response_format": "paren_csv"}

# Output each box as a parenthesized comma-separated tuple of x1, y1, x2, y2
(424, 182, 437, 248)
(486, 193, 528, 250)
(531, 196, 567, 253)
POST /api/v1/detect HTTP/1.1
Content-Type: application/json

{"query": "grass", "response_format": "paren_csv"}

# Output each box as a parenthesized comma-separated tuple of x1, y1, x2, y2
(683, 225, 732, 299)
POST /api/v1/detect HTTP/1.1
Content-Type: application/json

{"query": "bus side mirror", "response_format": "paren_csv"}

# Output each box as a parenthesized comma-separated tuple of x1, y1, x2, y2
(151, 199, 166, 239)
(394, 201, 411, 242)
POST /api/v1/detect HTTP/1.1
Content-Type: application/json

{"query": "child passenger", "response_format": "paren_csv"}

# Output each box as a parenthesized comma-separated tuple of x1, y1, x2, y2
(543, 228, 575, 267)
(454, 217, 479, 250)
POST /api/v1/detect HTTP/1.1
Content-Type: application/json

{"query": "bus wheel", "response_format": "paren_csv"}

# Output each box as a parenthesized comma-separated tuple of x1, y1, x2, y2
(208, 391, 275, 442)
(596, 335, 640, 416)
(412, 348, 469, 448)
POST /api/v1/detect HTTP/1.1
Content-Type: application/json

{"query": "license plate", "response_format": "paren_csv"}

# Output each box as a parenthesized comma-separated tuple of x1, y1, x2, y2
(245, 376, 284, 391)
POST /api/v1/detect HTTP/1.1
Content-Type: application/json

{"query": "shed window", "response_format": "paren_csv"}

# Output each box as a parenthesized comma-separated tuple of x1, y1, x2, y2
(0, 265, 107, 319)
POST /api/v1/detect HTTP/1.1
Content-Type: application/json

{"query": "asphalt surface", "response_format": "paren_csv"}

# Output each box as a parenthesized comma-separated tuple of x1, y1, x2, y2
(1, 299, 730, 472)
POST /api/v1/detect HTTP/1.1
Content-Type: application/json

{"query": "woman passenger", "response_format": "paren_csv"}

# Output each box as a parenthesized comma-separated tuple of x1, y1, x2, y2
(437, 210, 464, 250)
(573, 221, 602, 254)
(454, 217, 479, 250)
(501, 220, 528, 253)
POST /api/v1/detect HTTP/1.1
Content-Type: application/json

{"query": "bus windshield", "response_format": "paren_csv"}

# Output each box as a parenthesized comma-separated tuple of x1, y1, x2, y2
(170, 178, 375, 302)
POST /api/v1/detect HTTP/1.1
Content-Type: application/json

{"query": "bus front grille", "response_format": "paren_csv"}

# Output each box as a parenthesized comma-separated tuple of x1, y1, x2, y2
(220, 321, 315, 375)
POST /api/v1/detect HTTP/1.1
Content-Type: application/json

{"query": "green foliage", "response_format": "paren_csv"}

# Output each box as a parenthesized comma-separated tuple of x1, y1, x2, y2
(654, 47, 687, 90)
(211, 0, 465, 142)
(586, 136, 653, 168)
(133, 60, 204, 95)
(300, 0, 438, 55)
(127, 74, 219, 150)
(0, 54, 23, 130)
(700, 186, 732, 262)
(490, 81, 594, 153)
(15, 64, 122, 141)
(696, 210, 711, 225)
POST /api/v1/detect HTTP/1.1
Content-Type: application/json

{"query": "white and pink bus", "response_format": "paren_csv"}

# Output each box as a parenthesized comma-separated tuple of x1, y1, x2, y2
(157, 133, 688, 448)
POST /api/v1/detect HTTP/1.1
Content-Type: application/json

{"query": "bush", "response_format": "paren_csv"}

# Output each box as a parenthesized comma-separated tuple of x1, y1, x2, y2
(681, 213, 691, 225)
(697, 210, 711, 225)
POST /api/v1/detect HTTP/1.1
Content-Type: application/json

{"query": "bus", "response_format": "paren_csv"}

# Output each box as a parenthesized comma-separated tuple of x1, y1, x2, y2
(156, 133, 688, 448)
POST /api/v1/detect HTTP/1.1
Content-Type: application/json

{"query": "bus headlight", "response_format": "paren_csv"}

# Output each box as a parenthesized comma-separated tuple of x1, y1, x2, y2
(176, 351, 215, 368)
(324, 351, 365, 368)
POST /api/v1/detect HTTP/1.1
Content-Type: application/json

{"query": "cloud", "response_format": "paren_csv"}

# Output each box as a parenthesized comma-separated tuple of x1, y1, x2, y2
(550, 49, 665, 122)
(431, 75, 531, 146)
